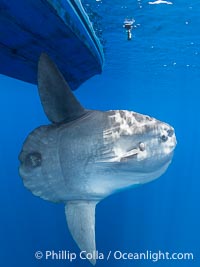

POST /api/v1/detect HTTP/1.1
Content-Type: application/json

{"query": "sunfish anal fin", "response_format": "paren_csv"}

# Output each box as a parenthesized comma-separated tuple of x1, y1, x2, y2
(65, 201, 98, 265)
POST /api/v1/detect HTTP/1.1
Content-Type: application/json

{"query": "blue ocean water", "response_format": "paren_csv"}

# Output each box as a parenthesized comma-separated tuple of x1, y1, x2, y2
(0, 0, 200, 266)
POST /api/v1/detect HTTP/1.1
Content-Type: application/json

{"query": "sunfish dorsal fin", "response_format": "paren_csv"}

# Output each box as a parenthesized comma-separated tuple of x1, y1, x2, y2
(65, 201, 97, 265)
(38, 53, 86, 123)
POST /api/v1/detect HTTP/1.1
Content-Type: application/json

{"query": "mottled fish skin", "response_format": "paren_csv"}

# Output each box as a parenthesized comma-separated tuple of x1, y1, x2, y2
(19, 54, 176, 265)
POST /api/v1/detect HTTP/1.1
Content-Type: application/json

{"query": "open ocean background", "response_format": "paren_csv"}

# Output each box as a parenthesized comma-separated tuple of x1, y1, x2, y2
(0, 0, 200, 266)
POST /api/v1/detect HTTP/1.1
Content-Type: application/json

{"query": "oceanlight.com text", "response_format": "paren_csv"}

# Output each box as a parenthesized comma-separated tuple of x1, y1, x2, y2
(112, 250, 194, 262)
(35, 249, 194, 263)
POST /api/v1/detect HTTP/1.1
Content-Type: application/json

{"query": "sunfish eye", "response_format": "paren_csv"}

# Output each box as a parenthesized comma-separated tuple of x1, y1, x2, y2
(161, 135, 168, 142)
(139, 142, 145, 151)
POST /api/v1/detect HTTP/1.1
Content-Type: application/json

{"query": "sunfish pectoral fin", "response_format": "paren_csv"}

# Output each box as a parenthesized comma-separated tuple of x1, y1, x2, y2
(65, 201, 98, 265)
(38, 53, 86, 123)
(97, 149, 139, 163)
(120, 148, 139, 160)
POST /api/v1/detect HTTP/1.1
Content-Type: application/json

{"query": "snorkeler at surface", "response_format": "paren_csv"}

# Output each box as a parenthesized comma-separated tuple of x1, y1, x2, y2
(123, 19, 135, 40)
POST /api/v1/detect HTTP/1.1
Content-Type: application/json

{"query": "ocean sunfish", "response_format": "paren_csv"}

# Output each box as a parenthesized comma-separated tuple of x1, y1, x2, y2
(19, 54, 176, 265)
